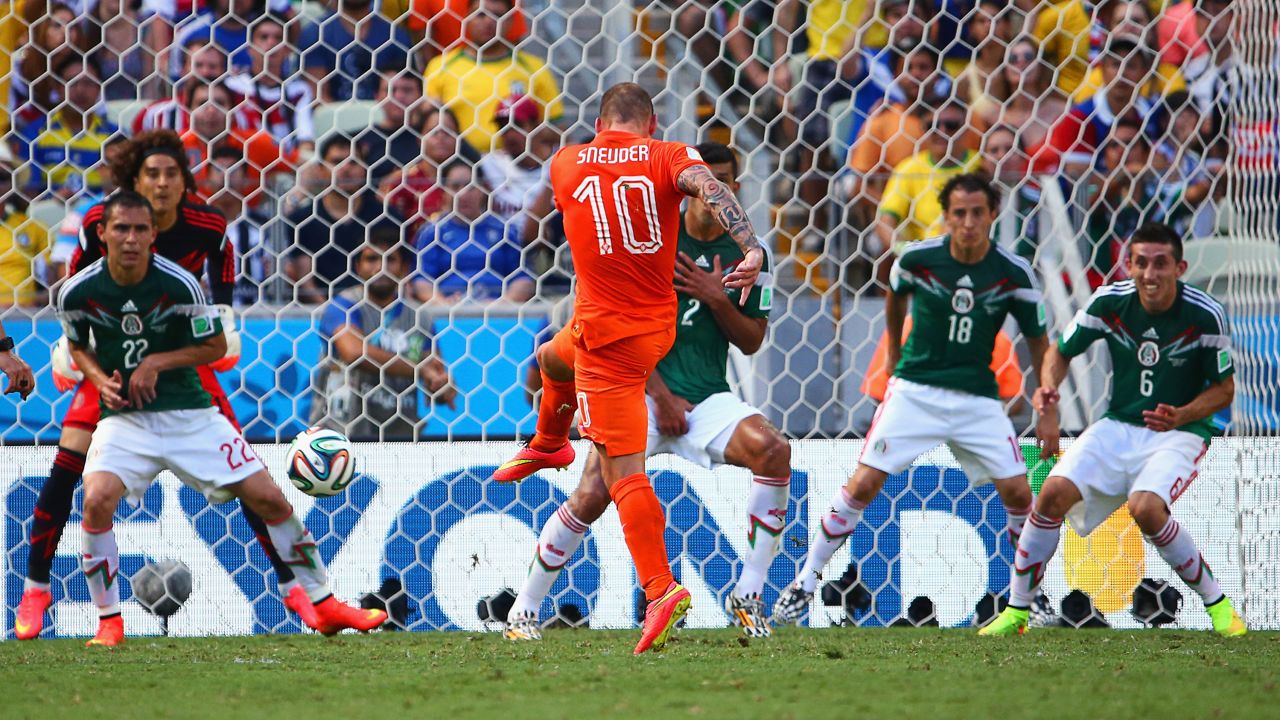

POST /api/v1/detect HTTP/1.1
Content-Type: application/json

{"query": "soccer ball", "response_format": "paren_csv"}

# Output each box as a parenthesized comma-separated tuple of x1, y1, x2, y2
(132, 559, 193, 618)
(287, 427, 356, 497)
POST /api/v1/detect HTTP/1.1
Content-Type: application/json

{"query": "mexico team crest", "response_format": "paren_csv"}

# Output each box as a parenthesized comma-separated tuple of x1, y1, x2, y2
(121, 313, 143, 336)
(951, 288, 975, 314)
(1138, 340, 1160, 367)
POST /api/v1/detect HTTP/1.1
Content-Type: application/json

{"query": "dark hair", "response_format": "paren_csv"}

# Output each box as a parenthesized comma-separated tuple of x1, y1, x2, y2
(112, 130, 198, 195)
(695, 142, 738, 179)
(183, 79, 230, 108)
(939, 173, 1001, 213)
(1130, 222, 1183, 262)
(1103, 36, 1154, 67)
(319, 133, 354, 161)
(985, 123, 1022, 148)
(251, 13, 286, 36)
(890, 44, 938, 75)
(209, 145, 243, 164)
(52, 53, 99, 81)
(363, 226, 412, 267)
(102, 190, 156, 225)
(599, 82, 655, 124)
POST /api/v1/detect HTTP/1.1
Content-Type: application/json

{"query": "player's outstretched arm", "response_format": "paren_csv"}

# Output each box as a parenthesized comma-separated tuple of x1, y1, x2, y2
(646, 371, 692, 437)
(1143, 377, 1235, 433)
(675, 165, 764, 303)
(0, 324, 34, 400)
(882, 287, 909, 378)
(1033, 345, 1072, 458)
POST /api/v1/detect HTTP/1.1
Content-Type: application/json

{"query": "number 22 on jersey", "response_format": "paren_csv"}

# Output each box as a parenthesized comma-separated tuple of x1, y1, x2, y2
(572, 176, 663, 255)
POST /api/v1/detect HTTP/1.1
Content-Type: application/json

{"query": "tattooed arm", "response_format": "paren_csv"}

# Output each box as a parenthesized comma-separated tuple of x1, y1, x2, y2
(675, 164, 764, 305)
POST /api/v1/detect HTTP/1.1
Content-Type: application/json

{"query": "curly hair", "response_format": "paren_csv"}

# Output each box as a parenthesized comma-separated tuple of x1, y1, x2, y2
(110, 130, 198, 196)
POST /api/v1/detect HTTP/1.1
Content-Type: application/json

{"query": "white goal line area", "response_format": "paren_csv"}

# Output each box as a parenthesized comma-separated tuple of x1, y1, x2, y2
(2, 439, 1276, 638)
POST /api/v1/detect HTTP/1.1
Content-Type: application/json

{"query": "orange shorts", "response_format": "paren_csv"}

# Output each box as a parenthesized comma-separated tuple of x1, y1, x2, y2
(550, 321, 674, 457)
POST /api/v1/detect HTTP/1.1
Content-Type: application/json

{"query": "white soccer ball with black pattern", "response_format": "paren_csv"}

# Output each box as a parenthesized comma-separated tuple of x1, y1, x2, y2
(287, 427, 356, 497)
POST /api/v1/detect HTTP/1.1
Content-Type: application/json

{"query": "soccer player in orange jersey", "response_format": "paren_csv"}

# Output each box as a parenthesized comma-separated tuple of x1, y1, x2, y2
(493, 83, 766, 654)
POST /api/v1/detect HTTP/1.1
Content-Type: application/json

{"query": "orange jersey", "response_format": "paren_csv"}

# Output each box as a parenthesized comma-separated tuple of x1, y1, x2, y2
(550, 129, 707, 348)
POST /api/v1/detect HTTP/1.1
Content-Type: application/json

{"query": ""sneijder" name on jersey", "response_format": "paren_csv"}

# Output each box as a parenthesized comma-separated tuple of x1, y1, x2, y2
(576, 145, 651, 165)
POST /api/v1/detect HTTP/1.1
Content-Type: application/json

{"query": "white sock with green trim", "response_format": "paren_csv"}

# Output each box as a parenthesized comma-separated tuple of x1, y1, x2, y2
(82, 524, 120, 617)
(510, 504, 588, 618)
(733, 475, 789, 598)
(797, 488, 866, 593)
(265, 510, 331, 603)
(1148, 517, 1224, 606)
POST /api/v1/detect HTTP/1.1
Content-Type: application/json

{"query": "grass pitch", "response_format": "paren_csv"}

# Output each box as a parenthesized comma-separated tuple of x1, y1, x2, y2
(2, 628, 1277, 719)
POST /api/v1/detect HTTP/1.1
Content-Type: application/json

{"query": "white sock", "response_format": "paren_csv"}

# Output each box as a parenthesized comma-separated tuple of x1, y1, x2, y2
(797, 488, 866, 593)
(82, 524, 120, 617)
(265, 510, 331, 603)
(733, 475, 789, 598)
(23, 578, 51, 593)
(510, 505, 588, 618)
(1148, 517, 1224, 606)
(1010, 512, 1062, 607)
(279, 579, 300, 596)
(1004, 502, 1032, 549)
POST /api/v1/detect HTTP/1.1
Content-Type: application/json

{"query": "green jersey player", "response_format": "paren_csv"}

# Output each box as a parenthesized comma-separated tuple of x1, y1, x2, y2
(775, 174, 1051, 624)
(983, 222, 1246, 637)
(58, 192, 386, 647)
(503, 143, 792, 641)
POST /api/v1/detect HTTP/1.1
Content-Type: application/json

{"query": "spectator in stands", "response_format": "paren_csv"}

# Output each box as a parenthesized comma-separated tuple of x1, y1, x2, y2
(981, 124, 1040, 256)
(12, 3, 79, 122)
(406, 0, 528, 59)
(51, 135, 127, 277)
(876, 96, 980, 261)
(846, 45, 938, 208)
(285, 134, 404, 303)
(1158, 0, 1210, 69)
(412, 161, 533, 303)
(379, 105, 473, 234)
(424, 0, 563, 153)
(674, 0, 792, 113)
(956, 0, 1014, 114)
(226, 15, 315, 154)
(1030, 0, 1091, 96)
(202, 146, 270, 306)
(135, 38, 228, 134)
(980, 37, 1067, 155)
(358, 72, 426, 185)
(0, 165, 50, 307)
(1035, 35, 1158, 176)
(16, 56, 119, 200)
(168, 0, 290, 77)
(1084, 128, 1162, 287)
(310, 232, 456, 441)
(301, 0, 413, 103)
(478, 94, 557, 223)
(80, 0, 149, 101)
(1152, 91, 1217, 236)
(1073, 1, 1181, 102)
(1183, 0, 1236, 115)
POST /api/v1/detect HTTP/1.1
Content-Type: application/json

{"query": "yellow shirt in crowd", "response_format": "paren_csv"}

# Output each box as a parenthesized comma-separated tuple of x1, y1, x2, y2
(805, 0, 872, 61)
(425, 49, 563, 153)
(0, 210, 48, 306)
(1032, 0, 1091, 95)
(880, 150, 981, 251)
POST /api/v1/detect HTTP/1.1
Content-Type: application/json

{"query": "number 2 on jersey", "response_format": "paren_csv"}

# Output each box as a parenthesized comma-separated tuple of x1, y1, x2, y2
(572, 175, 663, 255)
(123, 339, 149, 369)
(681, 299, 701, 326)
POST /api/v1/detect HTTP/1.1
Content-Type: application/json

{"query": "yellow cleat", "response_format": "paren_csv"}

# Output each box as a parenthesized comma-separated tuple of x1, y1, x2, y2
(978, 606, 1029, 636)
(1206, 597, 1246, 638)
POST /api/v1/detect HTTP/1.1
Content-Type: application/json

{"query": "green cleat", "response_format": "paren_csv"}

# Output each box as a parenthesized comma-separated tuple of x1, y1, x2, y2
(978, 606, 1029, 636)
(1206, 597, 1246, 638)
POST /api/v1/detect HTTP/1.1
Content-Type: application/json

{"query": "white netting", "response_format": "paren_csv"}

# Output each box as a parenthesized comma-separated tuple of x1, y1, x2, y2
(0, 1, 1277, 635)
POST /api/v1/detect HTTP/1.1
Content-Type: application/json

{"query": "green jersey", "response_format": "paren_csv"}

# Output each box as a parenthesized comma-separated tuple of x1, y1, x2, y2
(655, 220, 773, 405)
(1058, 280, 1233, 441)
(57, 255, 223, 417)
(889, 236, 1047, 398)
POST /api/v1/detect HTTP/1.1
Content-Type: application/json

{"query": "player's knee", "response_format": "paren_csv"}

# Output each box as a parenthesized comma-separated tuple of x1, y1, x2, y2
(567, 483, 610, 524)
(1127, 492, 1170, 534)
(998, 478, 1033, 510)
(1034, 476, 1079, 519)
(60, 427, 93, 454)
(848, 465, 886, 503)
(754, 433, 792, 478)
(81, 475, 121, 525)
(238, 473, 293, 522)
(536, 343, 573, 383)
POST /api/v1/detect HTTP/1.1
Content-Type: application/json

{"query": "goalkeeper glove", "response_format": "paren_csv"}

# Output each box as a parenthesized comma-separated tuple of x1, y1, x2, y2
(208, 304, 242, 372)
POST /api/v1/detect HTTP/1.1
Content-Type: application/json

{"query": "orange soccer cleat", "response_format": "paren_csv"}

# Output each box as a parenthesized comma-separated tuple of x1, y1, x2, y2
(634, 582, 691, 655)
(492, 442, 575, 483)
(15, 587, 53, 640)
(86, 615, 125, 648)
(284, 585, 321, 630)
(313, 596, 387, 636)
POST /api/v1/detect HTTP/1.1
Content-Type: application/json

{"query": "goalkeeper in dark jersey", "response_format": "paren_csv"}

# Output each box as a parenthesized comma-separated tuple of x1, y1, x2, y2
(15, 131, 314, 640)
(983, 222, 1246, 637)
(502, 143, 791, 641)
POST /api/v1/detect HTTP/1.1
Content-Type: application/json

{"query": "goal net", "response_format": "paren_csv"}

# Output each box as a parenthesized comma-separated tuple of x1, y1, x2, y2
(0, 0, 1277, 636)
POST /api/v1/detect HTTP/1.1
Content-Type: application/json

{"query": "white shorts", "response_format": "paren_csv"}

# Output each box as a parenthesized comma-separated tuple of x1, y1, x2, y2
(646, 392, 762, 469)
(85, 407, 265, 505)
(1051, 418, 1208, 536)
(860, 378, 1026, 485)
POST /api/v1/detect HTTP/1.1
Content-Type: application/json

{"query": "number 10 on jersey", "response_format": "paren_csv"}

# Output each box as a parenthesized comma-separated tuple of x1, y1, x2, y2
(572, 175, 663, 255)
